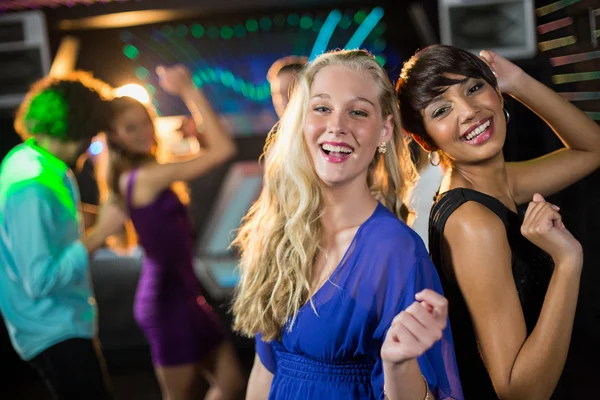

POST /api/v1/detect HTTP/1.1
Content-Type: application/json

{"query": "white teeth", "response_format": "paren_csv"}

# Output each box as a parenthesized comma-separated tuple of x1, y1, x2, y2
(321, 143, 353, 153)
(465, 120, 491, 141)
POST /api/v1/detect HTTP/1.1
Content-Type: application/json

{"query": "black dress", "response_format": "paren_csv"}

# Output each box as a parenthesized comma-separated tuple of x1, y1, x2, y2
(429, 188, 554, 399)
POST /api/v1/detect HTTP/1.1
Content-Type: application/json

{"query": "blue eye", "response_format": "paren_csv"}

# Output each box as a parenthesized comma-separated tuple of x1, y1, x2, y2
(314, 106, 330, 113)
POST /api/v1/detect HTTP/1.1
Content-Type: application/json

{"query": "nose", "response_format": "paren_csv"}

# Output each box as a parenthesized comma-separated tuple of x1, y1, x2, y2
(456, 97, 479, 125)
(327, 110, 348, 135)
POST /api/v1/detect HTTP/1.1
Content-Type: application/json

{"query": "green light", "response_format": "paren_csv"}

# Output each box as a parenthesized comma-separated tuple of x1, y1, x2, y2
(207, 26, 220, 39)
(123, 44, 139, 60)
(339, 15, 352, 29)
(193, 75, 202, 87)
(208, 69, 218, 82)
(135, 66, 149, 80)
(145, 84, 156, 96)
(274, 14, 286, 26)
(373, 38, 387, 52)
(221, 26, 234, 39)
(232, 78, 244, 92)
(259, 17, 272, 31)
(299, 15, 313, 29)
(373, 22, 387, 36)
(191, 24, 205, 38)
(375, 54, 387, 66)
(311, 19, 323, 32)
(220, 71, 235, 87)
(287, 13, 299, 26)
(25, 90, 68, 139)
(161, 25, 173, 37)
(241, 85, 249, 97)
(354, 11, 367, 24)
(175, 24, 188, 37)
(233, 24, 246, 38)
(246, 19, 259, 32)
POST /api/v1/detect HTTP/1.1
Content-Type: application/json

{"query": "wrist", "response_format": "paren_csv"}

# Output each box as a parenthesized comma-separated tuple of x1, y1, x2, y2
(506, 69, 531, 98)
(179, 84, 200, 99)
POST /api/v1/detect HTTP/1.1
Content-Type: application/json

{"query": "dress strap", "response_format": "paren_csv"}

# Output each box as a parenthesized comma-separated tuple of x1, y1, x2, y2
(125, 168, 139, 209)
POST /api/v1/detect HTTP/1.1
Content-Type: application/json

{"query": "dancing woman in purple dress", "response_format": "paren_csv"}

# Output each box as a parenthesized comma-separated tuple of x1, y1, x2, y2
(104, 65, 245, 400)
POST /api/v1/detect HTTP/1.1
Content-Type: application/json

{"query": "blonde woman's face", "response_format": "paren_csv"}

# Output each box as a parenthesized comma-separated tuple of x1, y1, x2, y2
(303, 64, 392, 188)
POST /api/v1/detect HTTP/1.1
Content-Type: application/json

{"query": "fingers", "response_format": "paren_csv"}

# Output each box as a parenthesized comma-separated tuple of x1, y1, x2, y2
(522, 201, 563, 235)
(533, 192, 544, 202)
(415, 289, 448, 320)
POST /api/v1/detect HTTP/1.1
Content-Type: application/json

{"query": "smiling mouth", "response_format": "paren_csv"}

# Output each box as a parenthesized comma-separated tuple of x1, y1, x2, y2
(461, 118, 492, 141)
(320, 143, 353, 156)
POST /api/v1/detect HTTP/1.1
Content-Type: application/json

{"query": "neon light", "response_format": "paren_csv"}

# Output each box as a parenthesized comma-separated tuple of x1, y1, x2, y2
(344, 7, 385, 50)
(559, 92, 600, 101)
(309, 10, 342, 61)
(550, 50, 600, 66)
(537, 17, 573, 35)
(536, 0, 580, 17)
(538, 36, 576, 52)
(552, 71, 600, 84)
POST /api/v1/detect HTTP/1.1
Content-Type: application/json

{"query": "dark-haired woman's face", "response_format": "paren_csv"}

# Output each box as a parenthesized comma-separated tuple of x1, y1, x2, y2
(420, 73, 505, 165)
(111, 106, 157, 155)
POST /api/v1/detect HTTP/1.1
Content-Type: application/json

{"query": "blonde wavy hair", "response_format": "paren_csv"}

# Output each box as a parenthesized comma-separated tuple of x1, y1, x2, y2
(232, 49, 416, 341)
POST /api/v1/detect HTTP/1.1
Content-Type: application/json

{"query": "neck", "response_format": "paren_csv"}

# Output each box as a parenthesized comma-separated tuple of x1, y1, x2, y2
(320, 174, 378, 237)
(448, 151, 513, 200)
(34, 136, 73, 166)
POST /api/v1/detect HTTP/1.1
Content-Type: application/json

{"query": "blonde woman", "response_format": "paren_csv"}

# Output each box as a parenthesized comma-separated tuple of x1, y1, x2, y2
(232, 50, 464, 400)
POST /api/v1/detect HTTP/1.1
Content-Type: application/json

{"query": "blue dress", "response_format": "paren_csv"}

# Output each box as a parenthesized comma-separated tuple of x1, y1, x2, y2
(255, 203, 464, 399)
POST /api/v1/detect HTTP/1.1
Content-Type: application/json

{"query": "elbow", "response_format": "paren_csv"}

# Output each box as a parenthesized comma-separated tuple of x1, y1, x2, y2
(223, 140, 237, 161)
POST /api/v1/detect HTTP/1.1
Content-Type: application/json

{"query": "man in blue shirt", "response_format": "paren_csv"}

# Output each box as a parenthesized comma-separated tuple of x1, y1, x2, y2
(0, 72, 126, 400)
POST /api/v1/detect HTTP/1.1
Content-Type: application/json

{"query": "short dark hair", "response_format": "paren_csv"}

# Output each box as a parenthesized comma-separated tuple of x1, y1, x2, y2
(267, 55, 308, 83)
(396, 45, 498, 147)
(14, 71, 113, 143)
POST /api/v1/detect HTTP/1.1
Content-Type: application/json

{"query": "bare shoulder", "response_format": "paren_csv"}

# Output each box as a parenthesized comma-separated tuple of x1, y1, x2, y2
(444, 200, 507, 243)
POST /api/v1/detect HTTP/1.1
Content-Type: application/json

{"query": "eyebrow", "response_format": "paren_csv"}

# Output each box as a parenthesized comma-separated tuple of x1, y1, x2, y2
(310, 93, 375, 106)
(427, 77, 475, 105)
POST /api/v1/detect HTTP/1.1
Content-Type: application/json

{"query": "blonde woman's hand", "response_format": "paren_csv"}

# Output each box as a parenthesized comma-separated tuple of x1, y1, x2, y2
(381, 289, 448, 365)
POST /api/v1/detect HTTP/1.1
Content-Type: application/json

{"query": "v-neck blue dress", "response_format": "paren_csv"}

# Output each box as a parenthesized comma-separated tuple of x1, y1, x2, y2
(255, 203, 464, 399)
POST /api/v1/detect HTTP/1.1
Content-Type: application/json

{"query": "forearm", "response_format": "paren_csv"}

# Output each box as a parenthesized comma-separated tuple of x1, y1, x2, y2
(510, 73, 600, 152)
(506, 262, 581, 400)
(82, 227, 109, 254)
(180, 87, 236, 157)
(383, 359, 429, 400)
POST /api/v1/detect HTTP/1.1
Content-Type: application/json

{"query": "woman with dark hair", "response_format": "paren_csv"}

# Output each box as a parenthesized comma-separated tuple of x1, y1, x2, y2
(396, 45, 600, 399)
(103, 65, 245, 400)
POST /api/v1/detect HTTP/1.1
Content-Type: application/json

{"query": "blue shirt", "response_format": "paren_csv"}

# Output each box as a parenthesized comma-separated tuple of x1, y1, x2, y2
(0, 139, 96, 361)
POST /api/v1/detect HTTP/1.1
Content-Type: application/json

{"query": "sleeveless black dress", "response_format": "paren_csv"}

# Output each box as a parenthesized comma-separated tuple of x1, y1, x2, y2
(429, 188, 554, 399)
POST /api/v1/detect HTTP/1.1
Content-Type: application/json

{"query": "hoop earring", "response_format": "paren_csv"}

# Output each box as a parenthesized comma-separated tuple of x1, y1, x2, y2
(428, 150, 441, 167)
(503, 108, 510, 124)
(378, 141, 387, 154)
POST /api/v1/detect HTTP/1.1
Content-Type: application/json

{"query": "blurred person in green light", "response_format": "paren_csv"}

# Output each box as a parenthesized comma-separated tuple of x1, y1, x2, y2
(0, 71, 125, 400)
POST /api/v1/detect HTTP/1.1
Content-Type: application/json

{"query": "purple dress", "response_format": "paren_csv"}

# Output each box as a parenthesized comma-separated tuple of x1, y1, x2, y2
(126, 168, 224, 366)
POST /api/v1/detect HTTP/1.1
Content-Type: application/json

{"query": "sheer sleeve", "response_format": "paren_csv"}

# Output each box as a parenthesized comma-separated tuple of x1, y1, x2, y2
(365, 227, 464, 400)
(255, 333, 277, 374)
